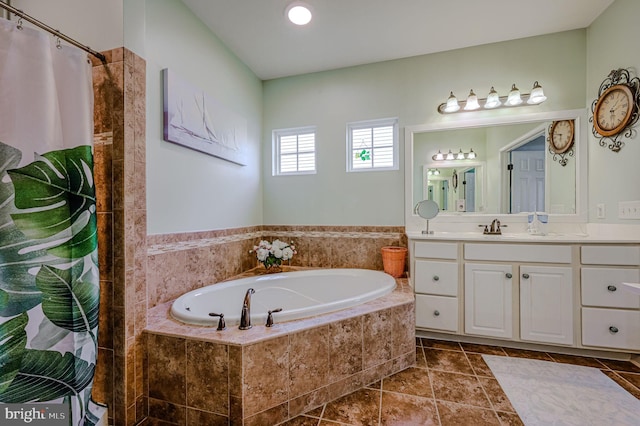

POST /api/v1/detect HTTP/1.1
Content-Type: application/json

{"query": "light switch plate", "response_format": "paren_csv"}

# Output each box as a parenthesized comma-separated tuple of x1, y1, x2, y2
(618, 200, 640, 219)
(596, 203, 605, 219)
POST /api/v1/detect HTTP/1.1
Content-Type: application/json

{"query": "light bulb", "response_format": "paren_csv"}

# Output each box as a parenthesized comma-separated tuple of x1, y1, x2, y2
(506, 84, 522, 106)
(434, 150, 444, 161)
(464, 90, 480, 110)
(443, 92, 460, 113)
(484, 86, 502, 109)
(467, 149, 476, 159)
(527, 81, 547, 104)
(456, 149, 465, 160)
(446, 150, 455, 160)
(286, 3, 312, 25)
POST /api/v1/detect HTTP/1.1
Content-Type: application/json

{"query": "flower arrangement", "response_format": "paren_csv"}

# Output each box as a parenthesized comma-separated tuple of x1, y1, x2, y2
(250, 239, 296, 271)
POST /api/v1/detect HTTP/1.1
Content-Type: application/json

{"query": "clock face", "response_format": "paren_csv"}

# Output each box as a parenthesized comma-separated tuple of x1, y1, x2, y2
(594, 84, 634, 137)
(550, 120, 574, 153)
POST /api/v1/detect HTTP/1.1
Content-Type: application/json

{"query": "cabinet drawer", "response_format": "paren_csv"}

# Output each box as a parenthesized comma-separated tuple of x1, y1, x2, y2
(415, 260, 458, 296)
(415, 294, 458, 332)
(582, 308, 640, 351)
(581, 268, 640, 309)
(464, 244, 572, 263)
(581, 246, 640, 266)
(414, 242, 457, 260)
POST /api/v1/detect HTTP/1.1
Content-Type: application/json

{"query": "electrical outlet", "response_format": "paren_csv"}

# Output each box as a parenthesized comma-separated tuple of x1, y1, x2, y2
(596, 203, 605, 219)
(618, 200, 640, 219)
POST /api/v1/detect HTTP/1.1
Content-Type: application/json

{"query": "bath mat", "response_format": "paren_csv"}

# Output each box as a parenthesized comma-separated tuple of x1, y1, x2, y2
(482, 355, 640, 426)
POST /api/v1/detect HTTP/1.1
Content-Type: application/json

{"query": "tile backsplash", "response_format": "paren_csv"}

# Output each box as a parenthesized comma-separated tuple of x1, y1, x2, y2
(146, 225, 406, 308)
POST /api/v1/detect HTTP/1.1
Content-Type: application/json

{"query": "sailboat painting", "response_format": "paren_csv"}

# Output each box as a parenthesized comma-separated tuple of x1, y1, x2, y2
(162, 68, 247, 165)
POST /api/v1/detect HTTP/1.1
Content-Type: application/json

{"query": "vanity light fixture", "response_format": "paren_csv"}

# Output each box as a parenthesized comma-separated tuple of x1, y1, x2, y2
(437, 81, 547, 114)
(286, 2, 312, 25)
(432, 148, 476, 161)
(427, 168, 441, 176)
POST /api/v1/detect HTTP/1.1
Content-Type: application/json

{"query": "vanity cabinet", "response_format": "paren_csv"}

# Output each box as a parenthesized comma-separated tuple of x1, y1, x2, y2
(464, 263, 513, 339)
(580, 245, 640, 351)
(413, 242, 459, 332)
(411, 238, 640, 354)
(520, 265, 573, 345)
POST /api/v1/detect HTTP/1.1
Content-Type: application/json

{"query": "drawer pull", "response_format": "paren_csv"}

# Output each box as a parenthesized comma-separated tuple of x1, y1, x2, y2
(433, 275, 440, 281)
(522, 273, 530, 279)
(505, 273, 512, 279)
(609, 326, 619, 334)
(607, 285, 617, 292)
(433, 310, 440, 317)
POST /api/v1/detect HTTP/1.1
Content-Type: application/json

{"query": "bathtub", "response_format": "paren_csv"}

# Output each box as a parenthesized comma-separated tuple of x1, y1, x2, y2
(170, 268, 396, 326)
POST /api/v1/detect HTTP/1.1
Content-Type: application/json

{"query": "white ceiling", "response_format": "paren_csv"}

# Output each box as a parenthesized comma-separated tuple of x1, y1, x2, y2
(181, 0, 614, 80)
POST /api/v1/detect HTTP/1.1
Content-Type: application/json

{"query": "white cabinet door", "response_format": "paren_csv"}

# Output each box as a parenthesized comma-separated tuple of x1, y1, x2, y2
(464, 263, 513, 339)
(520, 266, 574, 345)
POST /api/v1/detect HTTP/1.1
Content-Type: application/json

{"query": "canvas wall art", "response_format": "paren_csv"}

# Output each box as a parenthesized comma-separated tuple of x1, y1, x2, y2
(162, 68, 247, 165)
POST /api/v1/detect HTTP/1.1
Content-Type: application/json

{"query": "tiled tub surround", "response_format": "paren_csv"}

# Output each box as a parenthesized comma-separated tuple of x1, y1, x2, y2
(144, 275, 415, 425)
(146, 225, 407, 309)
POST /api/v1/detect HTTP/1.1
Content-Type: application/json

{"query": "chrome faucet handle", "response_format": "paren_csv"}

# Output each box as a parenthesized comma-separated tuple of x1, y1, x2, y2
(266, 308, 283, 327)
(208, 312, 226, 331)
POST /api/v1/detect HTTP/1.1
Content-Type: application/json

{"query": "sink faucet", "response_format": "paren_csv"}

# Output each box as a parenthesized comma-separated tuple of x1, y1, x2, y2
(239, 288, 255, 330)
(479, 219, 507, 235)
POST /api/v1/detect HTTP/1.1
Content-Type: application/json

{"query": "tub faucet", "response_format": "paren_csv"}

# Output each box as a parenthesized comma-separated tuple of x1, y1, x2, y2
(239, 288, 255, 330)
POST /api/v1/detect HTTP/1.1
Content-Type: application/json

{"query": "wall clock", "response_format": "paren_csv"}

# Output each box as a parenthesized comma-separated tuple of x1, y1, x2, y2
(548, 120, 575, 166)
(590, 68, 640, 152)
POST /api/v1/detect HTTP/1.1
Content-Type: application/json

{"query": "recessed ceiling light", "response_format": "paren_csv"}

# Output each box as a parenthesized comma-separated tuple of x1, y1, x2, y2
(286, 3, 312, 26)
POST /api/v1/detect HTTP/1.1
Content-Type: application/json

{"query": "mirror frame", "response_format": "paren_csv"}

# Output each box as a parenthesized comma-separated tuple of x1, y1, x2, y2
(405, 109, 588, 233)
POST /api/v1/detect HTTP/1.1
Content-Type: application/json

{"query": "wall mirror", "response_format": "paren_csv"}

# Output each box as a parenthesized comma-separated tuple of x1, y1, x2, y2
(405, 109, 587, 229)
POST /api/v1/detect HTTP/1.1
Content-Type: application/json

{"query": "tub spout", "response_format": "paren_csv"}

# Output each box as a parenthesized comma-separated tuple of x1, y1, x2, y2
(239, 288, 255, 330)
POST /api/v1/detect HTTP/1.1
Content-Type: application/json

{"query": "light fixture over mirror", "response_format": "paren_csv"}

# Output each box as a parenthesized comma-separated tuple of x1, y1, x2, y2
(438, 81, 547, 114)
(432, 148, 476, 161)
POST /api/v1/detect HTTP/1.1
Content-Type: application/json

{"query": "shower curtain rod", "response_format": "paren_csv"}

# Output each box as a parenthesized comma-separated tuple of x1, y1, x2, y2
(0, 1, 106, 62)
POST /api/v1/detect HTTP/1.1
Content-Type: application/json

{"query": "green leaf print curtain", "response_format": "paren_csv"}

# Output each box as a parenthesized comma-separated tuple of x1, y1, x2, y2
(0, 17, 104, 425)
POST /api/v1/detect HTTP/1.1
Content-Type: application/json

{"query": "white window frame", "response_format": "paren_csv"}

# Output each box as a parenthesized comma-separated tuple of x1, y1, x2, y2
(346, 117, 399, 172)
(272, 126, 317, 176)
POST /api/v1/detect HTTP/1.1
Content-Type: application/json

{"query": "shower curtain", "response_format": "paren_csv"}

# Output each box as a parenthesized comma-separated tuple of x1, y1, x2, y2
(0, 17, 104, 425)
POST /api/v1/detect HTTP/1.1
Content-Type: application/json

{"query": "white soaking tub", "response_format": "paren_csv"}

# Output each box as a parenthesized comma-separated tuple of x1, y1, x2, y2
(170, 268, 396, 326)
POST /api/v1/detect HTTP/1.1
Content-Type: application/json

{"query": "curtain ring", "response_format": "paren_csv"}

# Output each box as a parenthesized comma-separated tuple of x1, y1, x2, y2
(16, 16, 23, 30)
(56, 37, 62, 49)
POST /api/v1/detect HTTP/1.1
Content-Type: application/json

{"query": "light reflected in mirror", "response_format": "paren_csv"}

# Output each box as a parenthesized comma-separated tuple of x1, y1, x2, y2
(412, 120, 577, 214)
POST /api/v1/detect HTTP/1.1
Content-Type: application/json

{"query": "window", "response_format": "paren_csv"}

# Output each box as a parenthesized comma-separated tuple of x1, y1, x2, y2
(273, 126, 316, 175)
(347, 118, 399, 172)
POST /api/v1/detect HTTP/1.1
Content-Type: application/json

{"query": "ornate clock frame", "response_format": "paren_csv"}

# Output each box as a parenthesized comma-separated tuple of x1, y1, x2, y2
(590, 68, 640, 152)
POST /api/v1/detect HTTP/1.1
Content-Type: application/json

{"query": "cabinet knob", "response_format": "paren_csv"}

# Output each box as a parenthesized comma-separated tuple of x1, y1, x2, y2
(522, 273, 530, 279)
(609, 326, 619, 334)
(607, 285, 617, 292)
(433, 275, 440, 281)
(505, 273, 512, 279)
(433, 310, 440, 317)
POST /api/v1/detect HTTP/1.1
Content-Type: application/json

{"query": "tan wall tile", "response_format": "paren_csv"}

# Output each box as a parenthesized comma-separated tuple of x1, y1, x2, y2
(147, 334, 186, 405)
(289, 326, 330, 398)
(186, 340, 229, 415)
(243, 335, 289, 416)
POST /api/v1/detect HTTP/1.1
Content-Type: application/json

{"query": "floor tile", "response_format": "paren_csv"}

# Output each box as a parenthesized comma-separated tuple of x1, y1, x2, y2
(382, 367, 433, 398)
(380, 391, 439, 425)
(279, 415, 320, 426)
(416, 346, 427, 368)
(436, 400, 501, 426)
(477, 377, 516, 413)
(547, 353, 607, 368)
(430, 370, 492, 408)
(460, 342, 507, 355)
(502, 347, 554, 360)
(421, 338, 462, 351)
(424, 348, 475, 374)
(495, 411, 525, 426)
(465, 352, 494, 377)
(598, 358, 640, 373)
(321, 388, 380, 426)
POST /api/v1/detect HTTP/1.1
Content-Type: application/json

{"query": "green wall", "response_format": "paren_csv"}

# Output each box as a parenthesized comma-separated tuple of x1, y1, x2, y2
(263, 30, 586, 225)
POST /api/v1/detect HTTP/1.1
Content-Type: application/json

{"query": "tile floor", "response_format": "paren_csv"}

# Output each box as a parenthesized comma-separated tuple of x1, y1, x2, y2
(281, 338, 640, 426)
